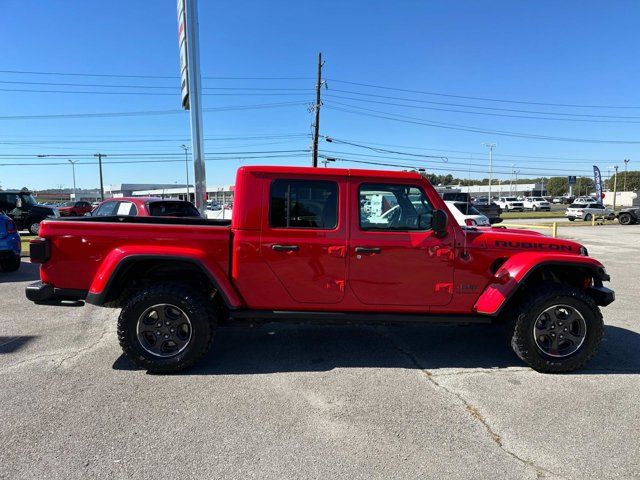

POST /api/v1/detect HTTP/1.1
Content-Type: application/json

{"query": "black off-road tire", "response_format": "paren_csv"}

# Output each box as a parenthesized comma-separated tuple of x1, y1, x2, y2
(618, 213, 633, 225)
(584, 213, 593, 222)
(0, 255, 21, 272)
(117, 282, 216, 373)
(567, 217, 575, 222)
(507, 285, 603, 373)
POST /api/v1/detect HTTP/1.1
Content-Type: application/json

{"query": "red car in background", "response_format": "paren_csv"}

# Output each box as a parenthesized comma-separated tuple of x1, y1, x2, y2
(57, 201, 93, 217)
(91, 197, 200, 217)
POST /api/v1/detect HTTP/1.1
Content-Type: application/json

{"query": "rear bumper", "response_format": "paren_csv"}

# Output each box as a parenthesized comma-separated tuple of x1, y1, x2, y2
(587, 286, 615, 307)
(25, 281, 87, 304)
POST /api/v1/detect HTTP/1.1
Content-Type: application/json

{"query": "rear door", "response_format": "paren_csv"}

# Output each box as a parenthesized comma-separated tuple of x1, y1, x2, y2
(348, 181, 455, 307)
(260, 177, 347, 304)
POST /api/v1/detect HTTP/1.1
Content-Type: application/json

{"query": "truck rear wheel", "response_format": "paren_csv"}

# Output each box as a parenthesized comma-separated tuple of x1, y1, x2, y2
(117, 283, 216, 373)
(508, 285, 603, 373)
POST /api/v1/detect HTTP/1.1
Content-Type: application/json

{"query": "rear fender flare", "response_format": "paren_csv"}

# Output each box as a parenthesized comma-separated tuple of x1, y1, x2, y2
(86, 247, 242, 308)
(474, 253, 607, 316)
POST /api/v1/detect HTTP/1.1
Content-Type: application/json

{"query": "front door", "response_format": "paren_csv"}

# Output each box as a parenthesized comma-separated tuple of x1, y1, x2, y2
(261, 178, 347, 304)
(348, 181, 454, 307)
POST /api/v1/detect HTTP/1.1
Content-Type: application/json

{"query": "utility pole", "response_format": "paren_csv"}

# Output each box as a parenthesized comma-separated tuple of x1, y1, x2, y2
(180, 144, 191, 201)
(623, 158, 630, 191)
(182, 0, 207, 214)
(68, 160, 79, 199)
(613, 165, 619, 211)
(94, 153, 106, 200)
(482, 143, 496, 200)
(311, 52, 324, 167)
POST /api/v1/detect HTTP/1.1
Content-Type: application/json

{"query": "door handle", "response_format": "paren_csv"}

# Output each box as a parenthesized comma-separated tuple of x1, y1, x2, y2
(272, 244, 299, 252)
(354, 247, 381, 255)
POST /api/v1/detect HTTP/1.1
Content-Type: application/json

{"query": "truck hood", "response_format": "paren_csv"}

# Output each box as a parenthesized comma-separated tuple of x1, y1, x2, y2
(464, 226, 583, 255)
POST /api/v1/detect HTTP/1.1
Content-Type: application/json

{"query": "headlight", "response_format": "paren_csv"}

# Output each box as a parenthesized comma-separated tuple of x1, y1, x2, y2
(579, 246, 589, 256)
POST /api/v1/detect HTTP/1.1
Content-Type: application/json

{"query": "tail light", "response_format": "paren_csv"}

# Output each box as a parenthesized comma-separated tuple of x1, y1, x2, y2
(465, 218, 477, 226)
(30, 237, 51, 264)
(6, 219, 17, 234)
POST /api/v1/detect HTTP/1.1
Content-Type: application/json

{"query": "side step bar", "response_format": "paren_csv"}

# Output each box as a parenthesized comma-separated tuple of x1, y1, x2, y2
(228, 310, 491, 325)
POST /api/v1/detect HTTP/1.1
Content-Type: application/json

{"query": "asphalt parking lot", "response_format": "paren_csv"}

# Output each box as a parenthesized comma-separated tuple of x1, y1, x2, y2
(1, 225, 639, 480)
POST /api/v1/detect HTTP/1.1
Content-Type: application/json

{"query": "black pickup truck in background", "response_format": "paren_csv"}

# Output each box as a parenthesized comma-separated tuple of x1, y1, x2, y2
(440, 192, 503, 224)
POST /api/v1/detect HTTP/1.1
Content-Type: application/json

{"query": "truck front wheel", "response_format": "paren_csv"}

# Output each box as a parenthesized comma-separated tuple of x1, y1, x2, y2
(508, 285, 603, 373)
(117, 283, 216, 373)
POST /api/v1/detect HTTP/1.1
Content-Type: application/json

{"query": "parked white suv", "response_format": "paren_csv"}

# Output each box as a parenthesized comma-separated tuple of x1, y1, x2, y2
(495, 197, 524, 212)
(523, 197, 550, 211)
(565, 202, 615, 221)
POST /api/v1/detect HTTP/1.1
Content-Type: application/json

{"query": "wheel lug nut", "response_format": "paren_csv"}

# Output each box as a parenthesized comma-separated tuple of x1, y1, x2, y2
(164, 334, 169, 339)
(155, 331, 161, 335)
(165, 321, 171, 326)
(156, 323, 161, 327)
(563, 328, 567, 332)
(170, 328, 175, 333)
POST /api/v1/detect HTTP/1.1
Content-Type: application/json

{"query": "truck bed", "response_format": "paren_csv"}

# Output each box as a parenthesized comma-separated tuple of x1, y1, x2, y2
(37, 217, 231, 293)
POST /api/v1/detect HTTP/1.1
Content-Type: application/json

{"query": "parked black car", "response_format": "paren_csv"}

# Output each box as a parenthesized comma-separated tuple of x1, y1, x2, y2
(0, 190, 59, 234)
(618, 207, 640, 225)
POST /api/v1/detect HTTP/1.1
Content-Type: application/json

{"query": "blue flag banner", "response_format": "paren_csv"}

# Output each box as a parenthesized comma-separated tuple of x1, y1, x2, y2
(593, 166, 603, 205)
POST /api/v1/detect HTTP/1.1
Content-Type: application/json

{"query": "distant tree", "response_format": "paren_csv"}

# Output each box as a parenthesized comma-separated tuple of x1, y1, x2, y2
(621, 170, 640, 191)
(575, 177, 595, 196)
(546, 177, 568, 196)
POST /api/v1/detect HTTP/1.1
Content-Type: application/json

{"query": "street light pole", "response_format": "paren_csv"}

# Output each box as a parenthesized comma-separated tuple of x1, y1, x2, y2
(180, 144, 190, 200)
(94, 153, 106, 201)
(482, 143, 496, 200)
(68, 160, 79, 199)
(613, 165, 619, 211)
(623, 158, 630, 191)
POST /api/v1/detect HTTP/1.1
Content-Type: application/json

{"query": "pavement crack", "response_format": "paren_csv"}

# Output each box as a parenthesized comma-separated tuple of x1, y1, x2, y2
(376, 327, 566, 480)
(55, 323, 112, 369)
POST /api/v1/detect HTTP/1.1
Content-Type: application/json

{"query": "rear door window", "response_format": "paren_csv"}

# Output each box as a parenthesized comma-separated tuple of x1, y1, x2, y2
(269, 180, 338, 229)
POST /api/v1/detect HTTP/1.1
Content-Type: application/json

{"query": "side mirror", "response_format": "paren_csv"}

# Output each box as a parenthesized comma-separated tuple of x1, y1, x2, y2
(84, 212, 92, 217)
(432, 209, 448, 237)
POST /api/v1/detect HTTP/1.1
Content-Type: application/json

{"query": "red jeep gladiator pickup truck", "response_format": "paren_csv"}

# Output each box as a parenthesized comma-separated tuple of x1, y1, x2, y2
(26, 166, 614, 373)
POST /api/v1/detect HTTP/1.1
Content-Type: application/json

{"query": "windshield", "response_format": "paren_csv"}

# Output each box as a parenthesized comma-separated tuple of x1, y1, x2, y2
(19, 193, 38, 206)
(60, 201, 74, 207)
(505, 197, 517, 201)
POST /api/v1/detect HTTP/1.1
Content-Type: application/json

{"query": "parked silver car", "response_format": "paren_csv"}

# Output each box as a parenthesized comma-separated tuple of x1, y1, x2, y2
(565, 202, 615, 221)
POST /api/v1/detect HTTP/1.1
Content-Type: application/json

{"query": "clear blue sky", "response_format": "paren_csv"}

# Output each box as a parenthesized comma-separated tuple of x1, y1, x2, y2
(2, 0, 640, 190)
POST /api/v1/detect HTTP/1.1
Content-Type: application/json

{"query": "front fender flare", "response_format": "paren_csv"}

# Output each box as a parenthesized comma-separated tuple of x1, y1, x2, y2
(86, 245, 242, 308)
(474, 253, 607, 316)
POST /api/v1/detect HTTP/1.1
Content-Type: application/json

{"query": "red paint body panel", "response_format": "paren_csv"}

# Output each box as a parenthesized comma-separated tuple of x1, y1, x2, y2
(473, 253, 604, 315)
(34, 166, 610, 317)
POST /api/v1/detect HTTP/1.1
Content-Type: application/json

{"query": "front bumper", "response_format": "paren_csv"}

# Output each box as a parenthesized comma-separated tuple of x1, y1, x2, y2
(25, 281, 88, 304)
(587, 286, 615, 307)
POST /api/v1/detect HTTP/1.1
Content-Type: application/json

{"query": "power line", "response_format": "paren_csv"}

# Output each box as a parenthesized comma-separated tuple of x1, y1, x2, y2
(0, 80, 313, 92)
(0, 101, 308, 120)
(327, 89, 640, 119)
(0, 69, 313, 80)
(319, 149, 594, 175)
(320, 134, 624, 164)
(324, 93, 640, 124)
(0, 87, 311, 96)
(324, 102, 640, 144)
(327, 78, 640, 110)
